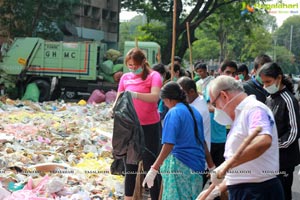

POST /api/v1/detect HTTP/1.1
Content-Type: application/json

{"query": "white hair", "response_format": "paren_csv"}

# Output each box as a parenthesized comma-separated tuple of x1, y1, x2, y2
(209, 75, 244, 97)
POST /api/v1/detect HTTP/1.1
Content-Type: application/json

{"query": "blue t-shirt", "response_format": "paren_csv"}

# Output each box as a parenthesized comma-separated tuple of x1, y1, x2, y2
(204, 85, 227, 143)
(210, 113, 227, 143)
(162, 103, 205, 172)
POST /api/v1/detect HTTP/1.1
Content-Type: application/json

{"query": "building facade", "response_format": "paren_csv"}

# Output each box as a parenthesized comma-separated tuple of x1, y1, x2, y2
(71, 0, 120, 49)
(0, 0, 120, 49)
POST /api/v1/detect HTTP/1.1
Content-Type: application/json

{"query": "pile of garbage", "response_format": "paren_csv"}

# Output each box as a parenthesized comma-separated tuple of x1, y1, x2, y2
(0, 97, 123, 200)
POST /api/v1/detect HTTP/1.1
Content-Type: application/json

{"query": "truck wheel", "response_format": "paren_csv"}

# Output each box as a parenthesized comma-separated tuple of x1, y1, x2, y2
(50, 87, 61, 101)
(33, 79, 50, 102)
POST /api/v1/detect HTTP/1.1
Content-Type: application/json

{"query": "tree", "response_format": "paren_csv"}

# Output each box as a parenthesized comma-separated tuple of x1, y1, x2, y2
(121, 0, 268, 64)
(270, 46, 295, 74)
(184, 2, 274, 64)
(0, 0, 80, 40)
(240, 26, 272, 62)
(275, 15, 300, 66)
(187, 29, 220, 61)
(119, 15, 144, 51)
(118, 15, 167, 54)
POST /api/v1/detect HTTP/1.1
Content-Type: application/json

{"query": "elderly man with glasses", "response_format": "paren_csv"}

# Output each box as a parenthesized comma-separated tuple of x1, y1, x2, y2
(197, 75, 284, 200)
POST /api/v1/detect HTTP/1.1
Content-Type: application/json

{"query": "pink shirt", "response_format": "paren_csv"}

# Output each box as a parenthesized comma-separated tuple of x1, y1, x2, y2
(118, 70, 162, 125)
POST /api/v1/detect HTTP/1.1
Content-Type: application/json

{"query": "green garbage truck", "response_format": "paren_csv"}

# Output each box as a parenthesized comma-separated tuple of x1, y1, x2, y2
(0, 37, 161, 101)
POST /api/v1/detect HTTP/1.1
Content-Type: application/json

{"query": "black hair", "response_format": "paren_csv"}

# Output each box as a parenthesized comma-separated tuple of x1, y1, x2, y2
(237, 64, 249, 74)
(177, 76, 197, 93)
(165, 71, 171, 81)
(185, 70, 192, 78)
(194, 62, 207, 71)
(259, 62, 294, 94)
(152, 63, 166, 76)
(174, 56, 182, 63)
(179, 68, 186, 77)
(173, 63, 181, 73)
(160, 81, 201, 144)
(254, 54, 272, 70)
(220, 60, 238, 72)
(160, 81, 186, 102)
(169, 63, 185, 77)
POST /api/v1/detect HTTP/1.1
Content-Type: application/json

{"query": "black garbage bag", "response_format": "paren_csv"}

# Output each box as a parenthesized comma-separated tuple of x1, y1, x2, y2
(110, 158, 125, 175)
(112, 91, 145, 165)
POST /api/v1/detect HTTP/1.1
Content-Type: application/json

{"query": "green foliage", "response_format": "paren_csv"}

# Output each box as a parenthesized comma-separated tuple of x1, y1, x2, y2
(186, 29, 220, 61)
(240, 26, 272, 62)
(275, 15, 300, 65)
(0, 69, 17, 88)
(120, 0, 275, 64)
(119, 15, 168, 57)
(187, 2, 274, 63)
(0, 0, 80, 40)
(270, 46, 296, 74)
(137, 22, 168, 49)
(121, 0, 248, 63)
(0, 68, 18, 98)
(119, 22, 135, 52)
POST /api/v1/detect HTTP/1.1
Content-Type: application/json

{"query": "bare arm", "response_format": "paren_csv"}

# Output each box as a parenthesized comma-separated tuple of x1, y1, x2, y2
(111, 92, 121, 110)
(112, 86, 161, 108)
(230, 134, 271, 168)
(152, 143, 174, 170)
(136, 86, 161, 103)
(204, 141, 215, 168)
(218, 134, 272, 177)
(218, 180, 227, 192)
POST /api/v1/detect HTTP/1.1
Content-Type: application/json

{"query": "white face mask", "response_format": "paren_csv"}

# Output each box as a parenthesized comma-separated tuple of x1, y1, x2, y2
(264, 83, 279, 94)
(213, 92, 243, 126)
(214, 108, 233, 126)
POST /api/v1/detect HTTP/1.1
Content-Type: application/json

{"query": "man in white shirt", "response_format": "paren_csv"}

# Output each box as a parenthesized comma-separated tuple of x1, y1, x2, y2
(195, 62, 214, 98)
(178, 76, 211, 150)
(198, 75, 284, 200)
(177, 77, 215, 176)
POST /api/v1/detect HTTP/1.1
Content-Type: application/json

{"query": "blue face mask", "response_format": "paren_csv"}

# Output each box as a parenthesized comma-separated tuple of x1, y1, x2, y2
(129, 67, 143, 74)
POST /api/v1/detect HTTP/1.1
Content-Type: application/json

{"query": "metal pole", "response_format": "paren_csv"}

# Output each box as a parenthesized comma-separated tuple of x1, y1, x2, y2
(290, 25, 293, 52)
(274, 37, 277, 62)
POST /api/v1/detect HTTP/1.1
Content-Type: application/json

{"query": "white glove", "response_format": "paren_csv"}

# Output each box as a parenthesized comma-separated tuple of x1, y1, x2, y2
(196, 186, 221, 200)
(142, 167, 158, 188)
(210, 166, 225, 185)
(208, 165, 216, 173)
(129, 91, 138, 99)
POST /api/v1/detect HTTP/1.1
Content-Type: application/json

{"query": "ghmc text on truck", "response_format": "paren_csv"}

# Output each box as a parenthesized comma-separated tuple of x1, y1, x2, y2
(0, 37, 160, 101)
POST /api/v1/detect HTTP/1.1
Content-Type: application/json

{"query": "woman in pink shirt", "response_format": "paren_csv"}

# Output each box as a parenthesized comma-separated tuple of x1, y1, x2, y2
(116, 48, 162, 200)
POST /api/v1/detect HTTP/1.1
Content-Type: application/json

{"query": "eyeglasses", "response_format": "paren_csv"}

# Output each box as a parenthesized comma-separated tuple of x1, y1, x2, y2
(211, 93, 221, 107)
